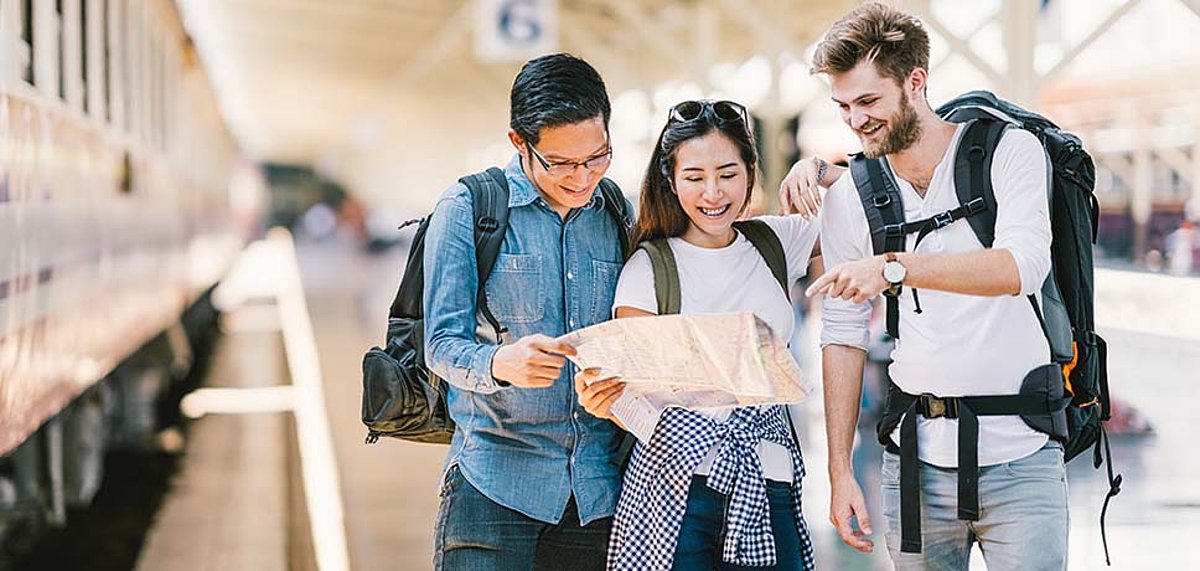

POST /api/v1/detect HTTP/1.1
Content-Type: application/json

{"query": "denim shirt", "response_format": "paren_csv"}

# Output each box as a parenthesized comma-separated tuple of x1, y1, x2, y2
(423, 155, 627, 525)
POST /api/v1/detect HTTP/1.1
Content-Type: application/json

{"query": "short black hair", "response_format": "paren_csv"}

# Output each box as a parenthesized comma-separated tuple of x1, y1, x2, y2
(510, 53, 611, 145)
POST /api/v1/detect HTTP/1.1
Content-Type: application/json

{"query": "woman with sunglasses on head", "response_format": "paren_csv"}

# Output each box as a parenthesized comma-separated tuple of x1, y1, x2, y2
(576, 100, 824, 570)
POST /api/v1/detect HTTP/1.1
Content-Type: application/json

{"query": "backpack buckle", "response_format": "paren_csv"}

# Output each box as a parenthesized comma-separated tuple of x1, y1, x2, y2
(477, 217, 499, 232)
(964, 197, 987, 215)
(918, 394, 958, 419)
(873, 194, 892, 208)
(884, 223, 906, 238)
(931, 211, 955, 229)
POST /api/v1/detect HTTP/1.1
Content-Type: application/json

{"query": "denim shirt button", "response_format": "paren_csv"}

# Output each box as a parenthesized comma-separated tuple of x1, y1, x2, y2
(567, 271, 575, 280)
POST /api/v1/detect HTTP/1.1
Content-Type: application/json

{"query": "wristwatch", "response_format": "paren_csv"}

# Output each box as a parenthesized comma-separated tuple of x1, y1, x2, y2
(882, 252, 906, 296)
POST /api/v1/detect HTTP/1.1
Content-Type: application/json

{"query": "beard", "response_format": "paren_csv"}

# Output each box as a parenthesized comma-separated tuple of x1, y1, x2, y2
(861, 94, 922, 159)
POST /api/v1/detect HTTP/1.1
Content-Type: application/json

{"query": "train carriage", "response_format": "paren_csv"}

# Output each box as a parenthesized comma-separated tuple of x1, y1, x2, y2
(0, 0, 253, 548)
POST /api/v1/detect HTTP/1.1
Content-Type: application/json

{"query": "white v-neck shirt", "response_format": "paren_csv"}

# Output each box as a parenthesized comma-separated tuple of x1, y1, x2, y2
(820, 123, 1054, 468)
(612, 215, 820, 481)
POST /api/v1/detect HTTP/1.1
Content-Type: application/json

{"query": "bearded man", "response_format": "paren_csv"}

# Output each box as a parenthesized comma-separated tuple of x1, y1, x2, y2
(789, 3, 1067, 570)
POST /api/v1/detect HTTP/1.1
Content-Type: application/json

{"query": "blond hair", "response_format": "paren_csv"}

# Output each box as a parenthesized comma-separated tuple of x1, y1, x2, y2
(811, 2, 930, 85)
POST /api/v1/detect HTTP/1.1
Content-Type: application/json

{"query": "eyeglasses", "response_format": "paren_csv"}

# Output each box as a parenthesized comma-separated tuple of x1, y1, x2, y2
(526, 142, 613, 177)
(668, 100, 749, 126)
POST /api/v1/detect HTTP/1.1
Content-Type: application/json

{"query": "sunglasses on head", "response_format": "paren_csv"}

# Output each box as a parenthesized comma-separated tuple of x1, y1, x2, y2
(668, 100, 749, 125)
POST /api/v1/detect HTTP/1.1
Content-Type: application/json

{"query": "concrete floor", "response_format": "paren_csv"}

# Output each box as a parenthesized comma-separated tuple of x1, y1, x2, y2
(142, 236, 1200, 570)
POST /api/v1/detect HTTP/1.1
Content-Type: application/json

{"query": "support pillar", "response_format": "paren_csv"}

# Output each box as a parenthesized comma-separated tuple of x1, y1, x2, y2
(1132, 112, 1154, 263)
(1001, 0, 1040, 107)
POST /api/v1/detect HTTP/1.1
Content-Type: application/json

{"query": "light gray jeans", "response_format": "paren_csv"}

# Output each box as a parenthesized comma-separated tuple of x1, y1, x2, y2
(881, 441, 1069, 571)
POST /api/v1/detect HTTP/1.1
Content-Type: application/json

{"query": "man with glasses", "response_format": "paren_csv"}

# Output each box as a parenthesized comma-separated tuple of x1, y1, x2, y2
(423, 53, 631, 570)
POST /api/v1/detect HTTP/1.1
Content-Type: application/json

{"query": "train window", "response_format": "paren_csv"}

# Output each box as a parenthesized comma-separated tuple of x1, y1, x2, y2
(56, 0, 65, 100)
(81, 0, 89, 113)
(104, 0, 114, 124)
(20, 0, 34, 84)
(121, 0, 133, 135)
(93, 0, 109, 123)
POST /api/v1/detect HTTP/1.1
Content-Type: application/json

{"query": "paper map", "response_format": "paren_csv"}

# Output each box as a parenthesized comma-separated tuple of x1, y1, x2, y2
(560, 313, 811, 442)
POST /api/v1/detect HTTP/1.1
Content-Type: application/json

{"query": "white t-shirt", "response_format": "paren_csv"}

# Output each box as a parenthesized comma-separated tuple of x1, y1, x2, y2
(612, 215, 821, 481)
(820, 124, 1054, 468)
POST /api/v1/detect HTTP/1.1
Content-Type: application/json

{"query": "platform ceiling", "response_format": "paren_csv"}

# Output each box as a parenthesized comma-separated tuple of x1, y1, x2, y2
(177, 0, 856, 165)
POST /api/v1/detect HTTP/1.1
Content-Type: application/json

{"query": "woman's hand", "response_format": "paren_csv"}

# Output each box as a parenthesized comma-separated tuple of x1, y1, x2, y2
(574, 368, 626, 425)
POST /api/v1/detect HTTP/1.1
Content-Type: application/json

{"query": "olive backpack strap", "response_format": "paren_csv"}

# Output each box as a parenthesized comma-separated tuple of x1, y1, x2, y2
(733, 219, 789, 300)
(637, 238, 680, 315)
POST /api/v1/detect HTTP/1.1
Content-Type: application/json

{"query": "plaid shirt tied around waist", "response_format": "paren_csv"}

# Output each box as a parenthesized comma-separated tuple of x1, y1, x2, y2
(607, 406, 815, 570)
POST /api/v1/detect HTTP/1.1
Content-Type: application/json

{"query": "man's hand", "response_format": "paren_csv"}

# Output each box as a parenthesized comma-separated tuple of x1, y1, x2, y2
(778, 157, 825, 218)
(830, 470, 875, 553)
(806, 256, 887, 304)
(574, 369, 625, 421)
(491, 334, 576, 388)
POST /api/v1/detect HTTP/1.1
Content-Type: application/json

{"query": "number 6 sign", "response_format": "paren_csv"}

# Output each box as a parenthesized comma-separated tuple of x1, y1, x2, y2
(475, 0, 558, 61)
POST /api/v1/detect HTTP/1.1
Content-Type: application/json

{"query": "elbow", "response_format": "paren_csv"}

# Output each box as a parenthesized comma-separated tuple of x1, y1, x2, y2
(1000, 247, 1049, 296)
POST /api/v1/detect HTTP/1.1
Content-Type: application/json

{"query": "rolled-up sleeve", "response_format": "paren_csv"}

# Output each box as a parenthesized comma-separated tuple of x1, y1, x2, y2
(819, 177, 873, 351)
(423, 186, 503, 393)
(991, 128, 1052, 296)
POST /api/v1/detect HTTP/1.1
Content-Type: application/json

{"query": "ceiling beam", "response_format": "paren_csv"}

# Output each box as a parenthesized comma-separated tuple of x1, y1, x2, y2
(1178, 0, 1200, 19)
(912, 0, 1003, 85)
(1043, 0, 1142, 81)
(715, 0, 802, 57)
(607, 0, 707, 87)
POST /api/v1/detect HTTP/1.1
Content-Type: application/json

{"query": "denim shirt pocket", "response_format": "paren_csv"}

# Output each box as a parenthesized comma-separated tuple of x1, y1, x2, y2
(485, 253, 545, 324)
(590, 259, 623, 322)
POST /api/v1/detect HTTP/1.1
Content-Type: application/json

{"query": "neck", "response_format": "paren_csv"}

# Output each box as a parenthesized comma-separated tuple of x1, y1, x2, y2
(887, 114, 957, 197)
(681, 225, 737, 249)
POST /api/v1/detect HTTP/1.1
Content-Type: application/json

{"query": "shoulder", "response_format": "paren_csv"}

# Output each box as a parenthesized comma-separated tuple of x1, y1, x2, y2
(622, 248, 653, 277)
(752, 215, 819, 244)
(824, 172, 865, 216)
(993, 126, 1044, 158)
(433, 181, 472, 211)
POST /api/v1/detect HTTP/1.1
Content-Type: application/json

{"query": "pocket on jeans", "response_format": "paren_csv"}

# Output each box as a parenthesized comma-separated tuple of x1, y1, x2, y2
(765, 480, 792, 501)
(439, 463, 461, 498)
(1003, 446, 1066, 481)
(881, 451, 900, 487)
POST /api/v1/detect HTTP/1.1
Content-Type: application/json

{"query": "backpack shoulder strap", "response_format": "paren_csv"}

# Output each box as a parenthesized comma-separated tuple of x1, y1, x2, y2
(849, 154, 906, 256)
(459, 167, 511, 339)
(953, 118, 1007, 248)
(597, 178, 633, 259)
(388, 217, 428, 320)
(849, 154, 906, 338)
(733, 219, 789, 300)
(638, 239, 680, 315)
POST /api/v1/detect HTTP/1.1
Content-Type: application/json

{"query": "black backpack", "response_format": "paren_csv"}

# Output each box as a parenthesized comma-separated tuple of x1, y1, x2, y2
(851, 90, 1119, 562)
(360, 167, 632, 445)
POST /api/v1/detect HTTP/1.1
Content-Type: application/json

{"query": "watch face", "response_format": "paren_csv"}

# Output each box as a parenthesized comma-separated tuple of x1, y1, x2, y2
(883, 261, 906, 283)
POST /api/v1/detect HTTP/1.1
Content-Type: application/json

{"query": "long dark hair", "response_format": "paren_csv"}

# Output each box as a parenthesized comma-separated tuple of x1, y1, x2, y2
(632, 108, 759, 246)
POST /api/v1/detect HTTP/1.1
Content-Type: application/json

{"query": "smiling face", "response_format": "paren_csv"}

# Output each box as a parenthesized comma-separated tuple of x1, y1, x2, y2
(509, 116, 611, 216)
(672, 131, 751, 248)
(830, 60, 923, 158)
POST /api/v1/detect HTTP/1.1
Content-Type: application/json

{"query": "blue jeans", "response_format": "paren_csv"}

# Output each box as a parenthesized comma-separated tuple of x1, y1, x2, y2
(672, 476, 806, 570)
(881, 441, 1069, 571)
(432, 465, 611, 571)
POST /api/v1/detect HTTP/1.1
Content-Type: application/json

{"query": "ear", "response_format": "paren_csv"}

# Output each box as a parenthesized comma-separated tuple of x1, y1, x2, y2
(507, 130, 526, 152)
(907, 67, 928, 99)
